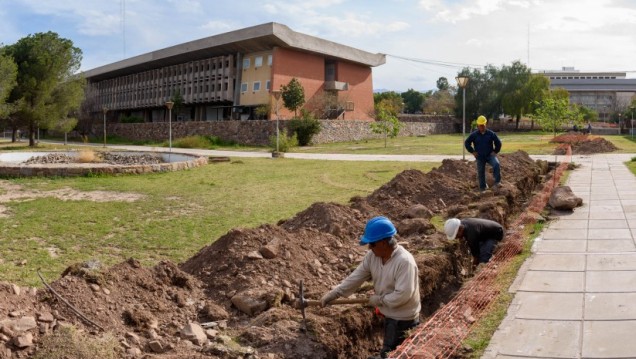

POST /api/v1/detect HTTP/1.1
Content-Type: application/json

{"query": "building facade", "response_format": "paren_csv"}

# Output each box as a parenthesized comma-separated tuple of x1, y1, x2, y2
(82, 23, 385, 123)
(538, 67, 636, 121)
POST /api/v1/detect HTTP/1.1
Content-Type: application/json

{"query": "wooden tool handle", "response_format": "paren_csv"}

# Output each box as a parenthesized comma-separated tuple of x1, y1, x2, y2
(304, 298, 368, 307)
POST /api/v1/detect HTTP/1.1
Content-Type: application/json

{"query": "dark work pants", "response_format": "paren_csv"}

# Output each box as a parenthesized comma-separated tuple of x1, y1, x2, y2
(479, 238, 499, 263)
(476, 155, 501, 191)
(380, 317, 419, 358)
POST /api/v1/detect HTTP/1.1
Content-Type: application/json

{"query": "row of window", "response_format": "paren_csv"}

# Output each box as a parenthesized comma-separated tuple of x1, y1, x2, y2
(240, 80, 271, 93)
(550, 76, 618, 80)
(242, 54, 273, 69)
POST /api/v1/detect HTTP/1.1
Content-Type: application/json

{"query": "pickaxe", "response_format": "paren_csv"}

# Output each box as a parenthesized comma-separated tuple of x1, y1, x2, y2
(295, 279, 368, 332)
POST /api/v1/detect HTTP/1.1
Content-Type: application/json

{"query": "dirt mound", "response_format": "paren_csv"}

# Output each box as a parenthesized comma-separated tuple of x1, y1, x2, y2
(551, 133, 618, 154)
(1, 151, 551, 359)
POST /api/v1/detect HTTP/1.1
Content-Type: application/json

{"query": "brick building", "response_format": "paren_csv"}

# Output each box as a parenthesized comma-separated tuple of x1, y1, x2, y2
(82, 22, 385, 123)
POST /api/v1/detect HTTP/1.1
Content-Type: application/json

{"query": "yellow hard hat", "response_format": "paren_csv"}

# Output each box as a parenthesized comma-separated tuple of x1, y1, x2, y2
(476, 116, 487, 125)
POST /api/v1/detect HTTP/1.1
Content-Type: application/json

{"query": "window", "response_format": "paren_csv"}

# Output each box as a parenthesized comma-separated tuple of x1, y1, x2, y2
(241, 83, 248, 92)
(254, 56, 263, 68)
(243, 58, 250, 69)
(266, 80, 271, 91)
(268, 54, 273, 66)
(253, 81, 261, 92)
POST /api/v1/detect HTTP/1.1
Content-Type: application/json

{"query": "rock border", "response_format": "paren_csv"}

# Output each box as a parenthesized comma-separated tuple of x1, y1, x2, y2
(0, 152, 208, 177)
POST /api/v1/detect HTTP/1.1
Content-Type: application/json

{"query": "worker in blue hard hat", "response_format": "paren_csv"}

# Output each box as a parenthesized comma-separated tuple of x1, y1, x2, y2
(320, 216, 420, 358)
(464, 115, 502, 192)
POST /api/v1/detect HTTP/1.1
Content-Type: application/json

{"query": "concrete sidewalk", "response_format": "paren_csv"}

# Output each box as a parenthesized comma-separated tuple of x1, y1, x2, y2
(483, 154, 636, 358)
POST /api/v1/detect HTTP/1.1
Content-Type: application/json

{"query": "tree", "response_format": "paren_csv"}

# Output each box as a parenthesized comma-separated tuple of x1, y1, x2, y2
(370, 99, 402, 147)
(170, 90, 184, 121)
(531, 92, 572, 137)
(423, 90, 454, 115)
(436, 77, 449, 91)
(401, 89, 425, 114)
(374, 91, 402, 105)
(0, 52, 17, 117)
(0, 52, 18, 140)
(520, 75, 550, 129)
(454, 61, 544, 127)
(280, 78, 305, 117)
(3, 31, 84, 146)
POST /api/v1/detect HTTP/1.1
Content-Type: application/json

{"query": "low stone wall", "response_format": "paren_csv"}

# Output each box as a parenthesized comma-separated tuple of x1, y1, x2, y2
(0, 153, 208, 177)
(88, 115, 458, 146)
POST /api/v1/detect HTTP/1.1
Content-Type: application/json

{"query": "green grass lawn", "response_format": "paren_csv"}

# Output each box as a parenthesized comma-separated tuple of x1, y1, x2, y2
(0, 157, 436, 286)
(288, 132, 636, 155)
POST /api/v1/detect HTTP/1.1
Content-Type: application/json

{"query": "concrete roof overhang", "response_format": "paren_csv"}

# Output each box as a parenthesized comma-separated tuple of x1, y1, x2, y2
(549, 79, 636, 92)
(83, 22, 386, 81)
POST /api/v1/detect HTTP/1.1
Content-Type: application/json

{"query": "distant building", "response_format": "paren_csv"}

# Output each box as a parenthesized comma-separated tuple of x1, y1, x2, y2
(82, 22, 385, 123)
(538, 67, 636, 121)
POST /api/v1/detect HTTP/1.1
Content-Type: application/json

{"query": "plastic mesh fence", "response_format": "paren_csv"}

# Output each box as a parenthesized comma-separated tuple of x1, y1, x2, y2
(390, 148, 572, 359)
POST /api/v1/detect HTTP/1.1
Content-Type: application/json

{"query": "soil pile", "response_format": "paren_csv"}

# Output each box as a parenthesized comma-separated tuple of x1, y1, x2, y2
(551, 132, 618, 154)
(0, 151, 551, 359)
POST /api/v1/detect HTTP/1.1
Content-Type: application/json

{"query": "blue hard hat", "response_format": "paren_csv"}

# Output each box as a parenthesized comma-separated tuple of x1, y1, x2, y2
(359, 216, 397, 245)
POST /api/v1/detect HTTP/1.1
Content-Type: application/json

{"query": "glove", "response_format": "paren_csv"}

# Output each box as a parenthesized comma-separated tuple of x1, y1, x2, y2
(369, 294, 382, 307)
(320, 290, 339, 307)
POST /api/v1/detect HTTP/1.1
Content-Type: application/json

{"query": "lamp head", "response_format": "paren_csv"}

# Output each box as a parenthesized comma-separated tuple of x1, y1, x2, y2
(456, 76, 469, 89)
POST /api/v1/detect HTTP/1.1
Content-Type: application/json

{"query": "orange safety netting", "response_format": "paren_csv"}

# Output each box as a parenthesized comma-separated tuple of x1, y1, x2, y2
(390, 148, 572, 359)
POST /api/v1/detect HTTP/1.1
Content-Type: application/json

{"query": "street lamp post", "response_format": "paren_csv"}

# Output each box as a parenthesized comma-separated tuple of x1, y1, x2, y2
(271, 90, 282, 154)
(619, 113, 622, 135)
(456, 76, 470, 160)
(165, 101, 174, 152)
(102, 107, 108, 148)
(631, 107, 635, 140)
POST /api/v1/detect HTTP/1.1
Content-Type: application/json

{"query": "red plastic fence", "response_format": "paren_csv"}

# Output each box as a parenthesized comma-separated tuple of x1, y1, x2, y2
(390, 148, 572, 359)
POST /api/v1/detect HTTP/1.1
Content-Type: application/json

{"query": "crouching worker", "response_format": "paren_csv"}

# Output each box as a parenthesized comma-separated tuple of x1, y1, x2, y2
(444, 218, 504, 269)
(320, 216, 420, 359)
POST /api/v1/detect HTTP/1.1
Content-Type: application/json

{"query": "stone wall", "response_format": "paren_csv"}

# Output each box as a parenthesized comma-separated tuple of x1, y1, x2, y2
(89, 115, 458, 146)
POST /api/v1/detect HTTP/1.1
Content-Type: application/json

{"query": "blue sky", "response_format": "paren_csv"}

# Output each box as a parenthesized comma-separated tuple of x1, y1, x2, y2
(1, 0, 635, 92)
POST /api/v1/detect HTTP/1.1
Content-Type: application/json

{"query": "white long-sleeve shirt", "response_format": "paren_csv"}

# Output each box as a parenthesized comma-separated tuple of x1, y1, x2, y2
(333, 245, 420, 321)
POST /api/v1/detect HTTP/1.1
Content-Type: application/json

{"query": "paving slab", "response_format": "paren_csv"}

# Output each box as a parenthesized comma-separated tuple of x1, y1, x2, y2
(528, 254, 586, 271)
(518, 271, 584, 292)
(589, 211, 627, 219)
(586, 253, 636, 270)
(587, 239, 636, 253)
(585, 293, 636, 320)
(582, 321, 636, 358)
(532, 240, 587, 253)
(487, 319, 580, 358)
(586, 270, 636, 292)
(587, 219, 628, 229)
(513, 292, 583, 320)
(588, 228, 632, 239)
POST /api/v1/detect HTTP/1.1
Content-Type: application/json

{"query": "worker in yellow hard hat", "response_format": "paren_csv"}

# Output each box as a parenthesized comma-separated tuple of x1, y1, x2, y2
(464, 115, 502, 191)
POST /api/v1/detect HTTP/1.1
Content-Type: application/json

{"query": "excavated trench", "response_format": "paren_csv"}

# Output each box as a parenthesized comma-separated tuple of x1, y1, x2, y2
(178, 150, 553, 358)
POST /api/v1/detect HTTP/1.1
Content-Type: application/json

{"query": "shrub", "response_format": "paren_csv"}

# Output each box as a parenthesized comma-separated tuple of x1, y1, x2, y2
(207, 135, 237, 147)
(269, 128, 298, 152)
(173, 135, 212, 148)
(289, 110, 321, 146)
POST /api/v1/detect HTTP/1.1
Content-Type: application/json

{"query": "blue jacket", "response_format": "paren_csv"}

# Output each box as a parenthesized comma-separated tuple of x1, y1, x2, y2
(464, 129, 502, 160)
